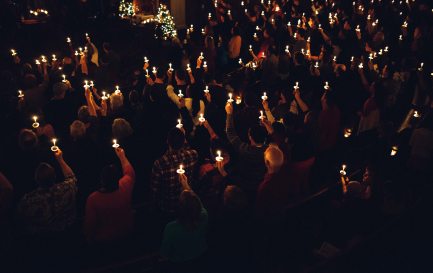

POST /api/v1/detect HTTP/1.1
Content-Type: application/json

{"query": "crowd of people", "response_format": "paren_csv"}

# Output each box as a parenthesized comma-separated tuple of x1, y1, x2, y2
(1, 0, 433, 272)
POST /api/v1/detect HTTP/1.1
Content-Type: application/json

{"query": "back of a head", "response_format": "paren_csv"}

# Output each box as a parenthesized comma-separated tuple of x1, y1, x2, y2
(175, 69, 186, 82)
(110, 93, 124, 110)
(53, 82, 68, 98)
(100, 164, 121, 192)
(70, 120, 86, 140)
(223, 185, 247, 212)
(19, 129, 38, 151)
(35, 163, 56, 188)
(78, 105, 91, 123)
(112, 118, 133, 139)
(167, 128, 185, 150)
(178, 190, 202, 229)
(264, 145, 285, 172)
(294, 51, 305, 65)
(249, 124, 267, 144)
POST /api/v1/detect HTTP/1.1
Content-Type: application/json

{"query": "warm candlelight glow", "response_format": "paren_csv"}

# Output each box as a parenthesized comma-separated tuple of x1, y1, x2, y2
(176, 119, 183, 129)
(51, 138, 59, 152)
(344, 128, 352, 138)
(204, 86, 209, 93)
(390, 146, 398, 156)
(32, 116, 40, 129)
(261, 92, 268, 101)
(294, 82, 299, 90)
(413, 111, 420, 118)
(198, 113, 205, 123)
(227, 93, 234, 103)
(236, 96, 242, 105)
(259, 110, 265, 120)
(216, 150, 223, 162)
(18, 90, 24, 98)
(178, 90, 184, 98)
(112, 139, 120, 149)
(176, 164, 185, 174)
(324, 81, 330, 90)
(339, 164, 347, 176)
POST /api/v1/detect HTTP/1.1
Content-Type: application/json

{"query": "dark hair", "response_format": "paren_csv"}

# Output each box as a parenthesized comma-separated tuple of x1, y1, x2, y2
(223, 185, 247, 211)
(35, 163, 56, 188)
(167, 128, 185, 150)
(78, 105, 90, 123)
(100, 164, 121, 192)
(178, 190, 202, 229)
(249, 124, 267, 144)
(294, 51, 305, 65)
(19, 129, 38, 151)
(175, 69, 186, 81)
(156, 67, 166, 79)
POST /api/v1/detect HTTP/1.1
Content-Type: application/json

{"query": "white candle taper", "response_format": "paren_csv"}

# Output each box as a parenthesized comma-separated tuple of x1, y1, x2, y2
(176, 164, 185, 174)
(32, 115, 40, 129)
(259, 110, 265, 121)
(176, 119, 183, 129)
(216, 150, 224, 162)
(112, 139, 120, 149)
(261, 92, 268, 101)
(204, 85, 209, 93)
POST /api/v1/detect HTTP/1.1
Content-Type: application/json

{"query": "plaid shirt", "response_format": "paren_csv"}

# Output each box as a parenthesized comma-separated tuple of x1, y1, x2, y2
(17, 174, 78, 234)
(151, 148, 198, 214)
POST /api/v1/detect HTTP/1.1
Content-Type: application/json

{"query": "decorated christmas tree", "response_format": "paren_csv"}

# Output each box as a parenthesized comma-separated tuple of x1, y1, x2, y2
(119, 0, 135, 18)
(155, 4, 177, 40)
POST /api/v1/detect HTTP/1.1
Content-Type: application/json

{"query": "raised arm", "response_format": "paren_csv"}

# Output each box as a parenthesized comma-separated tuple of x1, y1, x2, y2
(54, 149, 74, 179)
(294, 89, 310, 113)
(225, 103, 247, 151)
(115, 147, 135, 182)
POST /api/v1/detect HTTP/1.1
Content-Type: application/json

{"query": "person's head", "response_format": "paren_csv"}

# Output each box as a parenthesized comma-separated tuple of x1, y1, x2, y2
(294, 51, 305, 65)
(18, 129, 38, 151)
(53, 82, 68, 99)
(23, 73, 37, 89)
(77, 105, 91, 124)
(175, 69, 187, 84)
(100, 164, 121, 192)
(264, 145, 284, 174)
(156, 67, 166, 80)
(103, 42, 111, 53)
(35, 163, 56, 188)
(167, 128, 185, 150)
(223, 185, 247, 211)
(70, 120, 86, 140)
(248, 124, 267, 146)
(112, 118, 133, 139)
(178, 190, 202, 229)
(110, 93, 124, 111)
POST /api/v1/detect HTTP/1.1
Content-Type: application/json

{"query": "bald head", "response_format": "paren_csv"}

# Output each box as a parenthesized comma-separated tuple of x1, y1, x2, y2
(264, 145, 284, 174)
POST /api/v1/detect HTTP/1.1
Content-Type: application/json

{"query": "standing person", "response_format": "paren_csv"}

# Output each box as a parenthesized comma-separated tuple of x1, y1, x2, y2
(151, 128, 198, 219)
(227, 26, 242, 70)
(160, 173, 208, 272)
(17, 149, 77, 235)
(83, 147, 135, 244)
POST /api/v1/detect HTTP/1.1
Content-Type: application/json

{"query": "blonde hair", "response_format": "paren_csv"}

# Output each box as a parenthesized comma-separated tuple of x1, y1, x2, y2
(264, 145, 284, 173)
(112, 118, 133, 139)
(110, 93, 124, 111)
(70, 120, 86, 140)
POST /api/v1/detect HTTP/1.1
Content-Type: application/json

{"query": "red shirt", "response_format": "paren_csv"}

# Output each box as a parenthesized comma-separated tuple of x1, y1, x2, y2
(256, 167, 292, 220)
(84, 164, 135, 243)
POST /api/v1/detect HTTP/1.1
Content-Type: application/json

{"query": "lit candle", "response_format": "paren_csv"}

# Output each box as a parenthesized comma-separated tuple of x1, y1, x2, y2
(101, 91, 108, 100)
(115, 85, 121, 95)
(62, 74, 66, 83)
(390, 146, 398, 156)
(198, 113, 205, 123)
(52, 54, 57, 61)
(203, 61, 207, 68)
(176, 164, 185, 174)
(241, 1, 244, 6)
(333, 56, 337, 62)
(339, 164, 347, 176)
(350, 56, 355, 62)
(35, 59, 40, 65)
(344, 128, 352, 138)
(314, 62, 319, 68)
(66, 37, 71, 44)
(204, 85, 209, 93)
(208, 13, 212, 19)
(215, 150, 224, 162)
(294, 82, 300, 90)
(85, 33, 89, 39)
(285, 45, 290, 53)
(90, 81, 94, 88)
(176, 119, 183, 129)
(358, 62, 364, 69)
(112, 139, 120, 149)
(413, 111, 420, 118)
(384, 46, 389, 52)
(261, 92, 268, 101)
(227, 10, 231, 16)
(253, 32, 257, 39)
(74, 51, 79, 56)
(287, 21, 291, 27)
(201, 28, 205, 35)
(144, 56, 149, 63)
(238, 58, 243, 65)
(236, 96, 242, 105)
(51, 138, 59, 152)
(18, 90, 24, 98)
(324, 81, 330, 90)
(83, 80, 90, 89)
(227, 93, 234, 103)
(418, 62, 424, 72)
(169, 63, 173, 72)
(145, 69, 149, 77)
(368, 53, 374, 60)
(245, 9, 248, 13)
(186, 64, 191, 72)
(249, 45, 252, 51)
(11, 49, 17, 56)
(259, 110, 265, 121)
(293, 33, 297, 39)
(32, 115, 40, 129)
(178, 90, 184, 98)
(356, 25, 360, 32)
